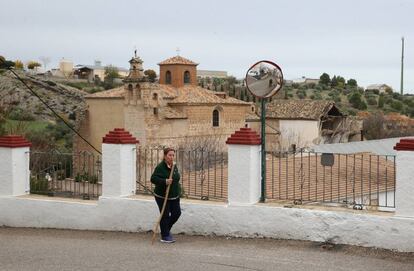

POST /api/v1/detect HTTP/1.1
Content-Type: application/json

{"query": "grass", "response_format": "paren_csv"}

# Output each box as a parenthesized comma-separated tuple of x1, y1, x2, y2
(6, 119, 49, 133)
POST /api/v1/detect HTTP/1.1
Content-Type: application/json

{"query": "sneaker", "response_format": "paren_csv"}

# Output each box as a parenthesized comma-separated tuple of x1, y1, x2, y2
(168, 233, 176, 242)
(160, 235, 175, 243)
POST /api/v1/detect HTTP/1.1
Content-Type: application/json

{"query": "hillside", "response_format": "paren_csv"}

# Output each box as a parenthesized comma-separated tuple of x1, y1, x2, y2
(0, 70, 88, 122)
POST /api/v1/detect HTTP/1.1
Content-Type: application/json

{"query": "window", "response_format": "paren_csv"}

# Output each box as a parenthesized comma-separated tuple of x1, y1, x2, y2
(153, 93, 158, 100)
(166, 71, 171, 84)
(212, 109, 219, 127)
(184, 71, 191, 84)
(153, 108, 158, 115)
(128, 84, 133, 99)
(136, 84, 141, 99)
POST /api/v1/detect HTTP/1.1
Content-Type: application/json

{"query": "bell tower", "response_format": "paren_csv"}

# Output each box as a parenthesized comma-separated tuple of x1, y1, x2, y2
(158, 55, 198, 88)
(124, 50, 145, 105)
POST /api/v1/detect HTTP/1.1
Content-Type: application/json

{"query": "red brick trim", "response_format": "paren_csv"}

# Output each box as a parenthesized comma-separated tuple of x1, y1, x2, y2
(226, 128, 261, 145)
(394, 138, 414, 151)
(0, 135, 32, 148)
(102, 128, 139, 145)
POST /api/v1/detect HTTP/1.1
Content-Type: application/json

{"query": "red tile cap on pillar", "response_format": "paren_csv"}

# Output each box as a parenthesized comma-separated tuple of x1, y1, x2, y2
(0, 135, 32, 148)
(226, 127, 261, 145)
(102, 128, 139, 144)
(394, 138, 414, 151)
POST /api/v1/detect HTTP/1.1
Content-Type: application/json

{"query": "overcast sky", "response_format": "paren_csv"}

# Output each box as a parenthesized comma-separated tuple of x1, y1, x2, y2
(1, 0, 413, 93)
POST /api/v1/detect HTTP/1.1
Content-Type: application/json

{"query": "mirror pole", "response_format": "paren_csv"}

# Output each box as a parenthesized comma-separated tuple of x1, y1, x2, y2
(260, 98, 266, 202)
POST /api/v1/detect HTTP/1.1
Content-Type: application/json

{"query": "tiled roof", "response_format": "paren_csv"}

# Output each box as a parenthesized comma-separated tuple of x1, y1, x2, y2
(168, 86, 250, 105)
(85, 87, 125, 98)
(265, 99, 340, 120)
(85, 84, 251, 106)
(158, 56, 198, 65)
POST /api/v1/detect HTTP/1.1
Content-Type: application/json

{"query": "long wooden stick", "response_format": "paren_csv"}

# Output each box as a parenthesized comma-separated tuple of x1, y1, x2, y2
(152, 163, 175, 244)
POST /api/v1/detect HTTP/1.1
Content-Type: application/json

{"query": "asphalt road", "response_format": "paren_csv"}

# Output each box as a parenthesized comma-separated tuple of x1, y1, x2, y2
(1, 227, 413, 271)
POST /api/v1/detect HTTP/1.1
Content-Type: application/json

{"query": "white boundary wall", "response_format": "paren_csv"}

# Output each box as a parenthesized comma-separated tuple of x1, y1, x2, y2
(1, 196, 414, 252)
(1, 132, 414, 252)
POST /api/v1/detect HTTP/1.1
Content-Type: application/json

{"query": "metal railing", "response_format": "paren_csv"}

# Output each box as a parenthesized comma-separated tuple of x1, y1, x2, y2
(30, 150, 102, 199)
(265, 150, 396, 208)
(136, 147, 228, 201)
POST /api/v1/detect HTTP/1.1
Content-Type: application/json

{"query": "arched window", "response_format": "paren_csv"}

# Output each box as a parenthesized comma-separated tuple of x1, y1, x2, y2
(212, 109, 219, 127)
(136, 84, 141, 99)
(153, 93, 158, 100)
(165, 71, 172, 84)
(184, 71, 191, 84)
(128, 84, 133, 99)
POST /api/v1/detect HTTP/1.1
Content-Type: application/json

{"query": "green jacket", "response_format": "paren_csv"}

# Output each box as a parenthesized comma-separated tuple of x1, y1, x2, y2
(150, 160, 181, 199)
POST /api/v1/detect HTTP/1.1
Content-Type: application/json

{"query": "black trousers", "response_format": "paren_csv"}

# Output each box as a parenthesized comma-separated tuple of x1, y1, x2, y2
(154, 197, 181, 238)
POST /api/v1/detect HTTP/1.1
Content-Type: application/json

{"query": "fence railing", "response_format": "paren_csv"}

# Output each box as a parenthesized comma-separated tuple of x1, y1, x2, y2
(136, 148, 228, 201)
(265, 150, 396, 208)
(30, 150, 102, 200)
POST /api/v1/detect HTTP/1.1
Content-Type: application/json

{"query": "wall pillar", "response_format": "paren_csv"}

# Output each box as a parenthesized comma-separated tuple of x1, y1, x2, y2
(0, 135, 31, 196)
(101, 128, 138, 197)
(394, 138, 414, 217)
(226, 128, 261, 205)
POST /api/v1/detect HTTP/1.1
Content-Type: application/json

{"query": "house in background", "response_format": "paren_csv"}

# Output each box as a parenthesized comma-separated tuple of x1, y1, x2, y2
(248, 100, 362, 151)
(73, 60, 129, 82)
(197, 70, 228, 79)
(292, 76, 320, 85)
(365, 84, 392, 93)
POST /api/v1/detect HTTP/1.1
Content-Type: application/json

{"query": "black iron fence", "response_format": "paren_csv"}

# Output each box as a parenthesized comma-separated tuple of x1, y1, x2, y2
(30, 150, 102, 199)
(136, 147, 228, 201)
(265, 150, 396, 208)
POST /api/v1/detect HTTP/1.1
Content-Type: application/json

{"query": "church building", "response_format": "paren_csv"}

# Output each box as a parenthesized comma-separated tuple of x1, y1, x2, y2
(74, 53, 255, 153)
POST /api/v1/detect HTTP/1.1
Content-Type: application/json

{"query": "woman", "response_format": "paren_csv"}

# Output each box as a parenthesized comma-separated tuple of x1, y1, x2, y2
(151, 148, 181, 243)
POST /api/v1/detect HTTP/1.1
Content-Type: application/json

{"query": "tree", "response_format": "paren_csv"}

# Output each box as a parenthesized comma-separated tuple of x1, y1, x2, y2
(103, 65, 120, 89)
(348, 92, 367, 109)
(27, 61, 41, 70)
(378, 94, 385, 108)
(0, 105, 7, 136)
(14, 60, 24, 69)
(226, 76, 238, 86)
(391, 100, 403, 111)
(144, 69, 157, 82)
(319, 73, 330, 85)
(347, 78, 357, 87)
(336, 76, 346, 89)
(0, 56, 15, 69)
(212, 77, 221, 91)
(363, 112, 387, 139)
(330, 75, 338, 87)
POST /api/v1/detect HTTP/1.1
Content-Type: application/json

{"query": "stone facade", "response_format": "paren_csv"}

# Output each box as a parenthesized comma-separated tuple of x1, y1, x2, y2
(74, 54, 252, 153)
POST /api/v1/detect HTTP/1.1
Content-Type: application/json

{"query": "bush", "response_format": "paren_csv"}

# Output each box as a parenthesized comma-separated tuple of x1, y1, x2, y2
(30, 177, 49, 195)
(378, 95, 385, 108)
(391, 100, 403, 111)
(333, 95, 341, 103)
(306, 83, 316, 89)
(75, 172, 99, 184)
(8, 108, 35, 121)
(296, 89, 307, 99)
(367, 97, 377, 105)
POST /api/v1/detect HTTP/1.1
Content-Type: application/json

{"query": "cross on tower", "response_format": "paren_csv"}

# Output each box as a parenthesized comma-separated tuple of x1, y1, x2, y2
(176, 47, 180, 56)
(134, 46, 137, 58)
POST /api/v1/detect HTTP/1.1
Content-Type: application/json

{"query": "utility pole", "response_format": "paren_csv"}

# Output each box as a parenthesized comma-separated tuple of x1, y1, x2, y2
(401, 37, 404, 95)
